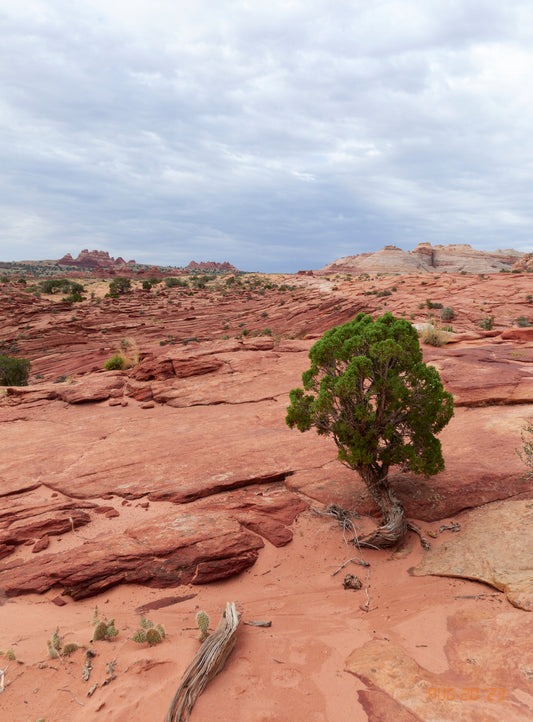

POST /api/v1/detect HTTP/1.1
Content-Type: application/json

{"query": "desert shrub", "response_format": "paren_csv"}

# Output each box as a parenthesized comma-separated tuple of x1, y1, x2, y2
(286, 312, 453, 549)
(104, 338, 139, 371)
(420, 322, 451, 347)
(376, 289, 392, 298)
(479, 316, 495, 330)
(165, 277, 188, 288)
(142, 280, 152, 290)
(426, 299, 443, 310)
(104, 354, 125, 371)
(63, 291, 83, 303)
(441, 307, 455, 321)
(516, 316, 531, 327)
(41, 279, 84, 296)
(41, 279, 66, 294)
(0, 355, 31, 386)
(108, 277, 131, 296)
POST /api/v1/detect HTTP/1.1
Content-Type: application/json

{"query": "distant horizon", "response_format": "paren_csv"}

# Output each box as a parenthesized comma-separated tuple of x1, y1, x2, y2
(2, 2, 533, 272)
(2, 240, 527, 275)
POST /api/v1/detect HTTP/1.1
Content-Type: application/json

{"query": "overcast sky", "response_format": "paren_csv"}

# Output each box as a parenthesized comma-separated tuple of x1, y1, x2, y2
(1, 0, 532, 272)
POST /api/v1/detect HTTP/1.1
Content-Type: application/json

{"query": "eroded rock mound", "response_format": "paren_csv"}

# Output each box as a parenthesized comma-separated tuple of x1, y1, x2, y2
(321, 243, 524, 274)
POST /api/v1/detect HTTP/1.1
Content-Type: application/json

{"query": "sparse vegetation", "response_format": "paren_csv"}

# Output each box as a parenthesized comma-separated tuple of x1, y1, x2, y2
(108, 277, 132, 296)
(132, 616, 166, 646)
(479, 316, 495, 331)
(92, 607, 119, 641)
(46, 628, 79, 658)
(196, 611, 210, 642)
(286, 312, 454, 549)
(420, 322, 451, 347)
(0, 355, 31, 386)
(104, 338, 139, 371)
(516, 316, 531, 327)
(165, 277, 188, 288)
(441, 307, 455, 321)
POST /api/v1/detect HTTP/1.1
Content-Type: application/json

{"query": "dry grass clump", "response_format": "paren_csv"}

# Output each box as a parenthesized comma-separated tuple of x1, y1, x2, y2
(419, 321, 451, 347)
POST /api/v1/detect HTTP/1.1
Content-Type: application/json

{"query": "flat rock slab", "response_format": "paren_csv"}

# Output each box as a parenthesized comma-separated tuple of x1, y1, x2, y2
(423, 343, 533, 406)
(0, 508, 264, 600)
(0, 485, 304, 598)
(346, 606, 533, 721)
(411, 499, 533, 610)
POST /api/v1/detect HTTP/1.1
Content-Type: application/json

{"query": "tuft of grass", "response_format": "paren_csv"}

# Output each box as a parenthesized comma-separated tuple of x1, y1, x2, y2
(420, 322, 451, 347)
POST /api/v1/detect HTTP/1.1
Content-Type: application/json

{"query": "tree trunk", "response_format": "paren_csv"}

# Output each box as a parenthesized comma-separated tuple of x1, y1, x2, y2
(357, 467, 408, 549)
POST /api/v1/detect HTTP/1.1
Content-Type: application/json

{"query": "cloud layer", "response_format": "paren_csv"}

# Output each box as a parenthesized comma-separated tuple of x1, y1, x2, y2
(1, 0, 532, 271)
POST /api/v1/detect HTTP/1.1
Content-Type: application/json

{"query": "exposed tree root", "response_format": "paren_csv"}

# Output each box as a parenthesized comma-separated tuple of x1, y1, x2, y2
(357, 517, 431, 550)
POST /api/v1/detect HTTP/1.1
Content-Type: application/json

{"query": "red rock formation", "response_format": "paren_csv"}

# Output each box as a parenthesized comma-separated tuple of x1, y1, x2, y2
(186, 260, 239, 272)
(57, 249, 136, 268)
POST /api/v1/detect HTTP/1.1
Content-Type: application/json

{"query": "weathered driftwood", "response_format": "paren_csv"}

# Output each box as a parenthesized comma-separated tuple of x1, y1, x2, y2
(165, 602, 241, 722)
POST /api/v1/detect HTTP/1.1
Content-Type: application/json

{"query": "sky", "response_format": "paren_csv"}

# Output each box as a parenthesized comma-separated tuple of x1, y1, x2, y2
(1, 0, 533, 272)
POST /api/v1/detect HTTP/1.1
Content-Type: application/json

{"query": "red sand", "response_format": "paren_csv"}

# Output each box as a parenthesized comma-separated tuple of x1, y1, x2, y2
(0, 509, 505, 722)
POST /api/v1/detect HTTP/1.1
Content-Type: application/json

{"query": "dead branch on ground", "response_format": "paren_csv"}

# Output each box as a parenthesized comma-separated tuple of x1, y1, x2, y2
(165, 601, 240, 722)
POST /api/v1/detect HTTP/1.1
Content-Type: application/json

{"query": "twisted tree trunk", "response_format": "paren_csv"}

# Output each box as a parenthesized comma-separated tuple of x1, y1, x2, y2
(357, 467, 408, 549)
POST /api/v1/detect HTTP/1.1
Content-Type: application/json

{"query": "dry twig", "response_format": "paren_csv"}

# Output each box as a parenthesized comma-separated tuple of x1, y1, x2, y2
(165, 602, 241, 722)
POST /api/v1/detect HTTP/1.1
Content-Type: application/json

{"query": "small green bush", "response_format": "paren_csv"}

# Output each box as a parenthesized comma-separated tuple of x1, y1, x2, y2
(516, 316, 531, 327)
(165, 277, 188, 288)
(63, 292, 83, 303)
(0, 355, 31, 386)
(441, 307, 455, 321)
(479, 316, 495, 331)
(104, 354, 125, 371)
(142, 280, 152, 290)
(109, 277, 131, 296)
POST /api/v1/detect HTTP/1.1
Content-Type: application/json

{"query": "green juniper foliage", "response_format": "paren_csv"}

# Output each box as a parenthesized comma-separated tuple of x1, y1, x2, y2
(286, 312, 454, 547)
(0, 355, 30, 386)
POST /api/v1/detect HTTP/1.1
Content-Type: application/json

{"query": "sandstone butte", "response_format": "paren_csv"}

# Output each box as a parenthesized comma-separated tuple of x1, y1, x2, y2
(0, 266, 532, 722)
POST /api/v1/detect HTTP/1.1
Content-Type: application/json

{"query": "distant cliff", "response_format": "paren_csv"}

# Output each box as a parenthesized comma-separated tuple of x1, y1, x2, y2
(320, 243, 524, 275)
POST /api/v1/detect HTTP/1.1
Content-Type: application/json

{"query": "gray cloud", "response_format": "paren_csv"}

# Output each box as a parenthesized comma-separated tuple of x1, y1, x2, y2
(1, 0, 532, 271)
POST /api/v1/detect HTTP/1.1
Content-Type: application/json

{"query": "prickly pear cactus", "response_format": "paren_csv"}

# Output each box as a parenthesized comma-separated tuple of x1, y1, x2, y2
(146, 627, 163, 646)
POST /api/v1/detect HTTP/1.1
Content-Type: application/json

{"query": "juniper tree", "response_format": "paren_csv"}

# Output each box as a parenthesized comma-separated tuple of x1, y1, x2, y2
(286, 312, 454, 549)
